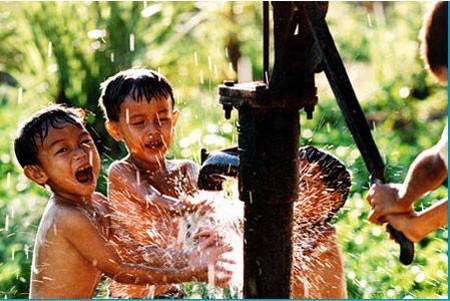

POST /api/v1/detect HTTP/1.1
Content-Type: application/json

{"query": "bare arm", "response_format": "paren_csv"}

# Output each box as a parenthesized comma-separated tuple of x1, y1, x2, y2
(60, 207, 205, 285)
(367, 146, 447, 224)
(398, 147, 447, 205)
(385, 198, 448, 242)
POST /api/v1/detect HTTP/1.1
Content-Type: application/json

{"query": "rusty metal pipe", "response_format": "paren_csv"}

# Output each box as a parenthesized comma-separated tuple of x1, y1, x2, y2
(239, 107, 299, 298)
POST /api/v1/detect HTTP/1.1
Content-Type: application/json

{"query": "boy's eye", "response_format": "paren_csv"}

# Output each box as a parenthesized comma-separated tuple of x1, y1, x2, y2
(56, 147, 68, 155)
(158, 117, 170, 124)
(131, 120, 145, 126)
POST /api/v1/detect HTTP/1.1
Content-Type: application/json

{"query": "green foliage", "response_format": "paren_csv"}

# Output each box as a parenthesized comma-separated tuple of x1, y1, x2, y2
(0, 1, 447, 299)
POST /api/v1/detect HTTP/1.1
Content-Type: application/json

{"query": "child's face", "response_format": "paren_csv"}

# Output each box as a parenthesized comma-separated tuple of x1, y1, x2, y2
(109, 95, 179, 167)
(33, 122, 100, 199)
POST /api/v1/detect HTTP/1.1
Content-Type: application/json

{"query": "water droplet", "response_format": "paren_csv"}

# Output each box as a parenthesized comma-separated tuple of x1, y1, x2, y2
(148, 285, 155, 298)
(294, 24, 300, 35)
(207, 263, 215, 287)
(48, 41, 52, 57)
(24, 244, 29, 260)
(4, 214, 9, 232)
(87, 29, 106, 40)
(208, 55, 212, 70)
(194, 51, 198, 66)
(367, 13, 373, 28)
(89, 151, 93, 166)
(129, 33, 135, 52)
(199, 70, 204, 84)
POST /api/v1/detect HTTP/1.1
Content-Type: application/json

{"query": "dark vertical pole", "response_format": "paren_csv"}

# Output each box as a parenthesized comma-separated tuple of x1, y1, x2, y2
(263, 1, 269, 83)
(240, 106, 299, 298)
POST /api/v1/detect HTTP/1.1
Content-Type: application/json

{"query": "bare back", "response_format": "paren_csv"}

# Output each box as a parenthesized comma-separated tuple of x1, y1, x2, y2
(30, 194, 109, 298)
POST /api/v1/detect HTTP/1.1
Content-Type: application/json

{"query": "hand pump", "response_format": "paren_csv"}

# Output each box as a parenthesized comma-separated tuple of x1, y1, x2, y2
(215, 2, 413, 298)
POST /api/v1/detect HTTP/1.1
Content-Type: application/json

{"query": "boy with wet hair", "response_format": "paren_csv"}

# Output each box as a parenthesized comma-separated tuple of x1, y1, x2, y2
(99, 68, 230, 298)
(14, 105, 231, 298)
(367, 1, 447, 243)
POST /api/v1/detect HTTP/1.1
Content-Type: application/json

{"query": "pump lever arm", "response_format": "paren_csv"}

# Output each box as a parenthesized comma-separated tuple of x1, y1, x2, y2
(303, 1, 414, 265)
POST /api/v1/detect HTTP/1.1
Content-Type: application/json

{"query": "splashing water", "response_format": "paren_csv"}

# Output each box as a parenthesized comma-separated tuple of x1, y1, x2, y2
(24, 244, 29, 260)
(5, 172, 11, 189)
(106, 147, 349, 298)
(129, 33, 135, 52)
(178, 190, 244, 294)
(5, 214, 9, 232)
(89, 151, 93, 167)
(194, 51, 198, 66)
(125, 108, 130, 124)
(17, 87, 23, 104)
(47, 41, 52, 57)
(181, 146, 350, 298)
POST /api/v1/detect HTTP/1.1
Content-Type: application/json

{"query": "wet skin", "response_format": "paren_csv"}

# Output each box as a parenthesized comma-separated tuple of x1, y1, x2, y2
(28, 122, 219, 298)
(105, 96, 232, 297)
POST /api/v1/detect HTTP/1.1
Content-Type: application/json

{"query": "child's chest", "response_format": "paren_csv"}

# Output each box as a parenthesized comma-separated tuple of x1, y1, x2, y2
(143, 166, 196, 198)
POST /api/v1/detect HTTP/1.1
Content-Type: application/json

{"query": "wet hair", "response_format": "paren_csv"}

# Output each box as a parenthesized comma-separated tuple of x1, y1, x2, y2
(420, 1, 448, 75)
(14, 104, 85, 168)
(99, 68, 174, 122)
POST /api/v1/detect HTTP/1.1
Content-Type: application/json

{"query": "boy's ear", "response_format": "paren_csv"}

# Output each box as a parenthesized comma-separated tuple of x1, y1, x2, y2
(171, 110, 179, 128)
(24, 165, 48, 185)
(105, 121, 122, 141)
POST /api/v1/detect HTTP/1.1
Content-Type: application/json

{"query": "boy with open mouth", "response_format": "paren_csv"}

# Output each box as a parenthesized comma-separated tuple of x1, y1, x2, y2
(99, 68, 234, 298)
(13, 105, 232, 298)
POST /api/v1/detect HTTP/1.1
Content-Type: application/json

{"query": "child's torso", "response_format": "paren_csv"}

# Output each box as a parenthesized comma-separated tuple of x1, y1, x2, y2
(107, 159, 197, 298)
(30, 195, 107, 298)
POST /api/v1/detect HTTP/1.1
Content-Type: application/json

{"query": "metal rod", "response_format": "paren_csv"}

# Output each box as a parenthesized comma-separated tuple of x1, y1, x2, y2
(263, 1, 269, 83)
(240, 107, 298, 298)
(303, 2, 414, 265)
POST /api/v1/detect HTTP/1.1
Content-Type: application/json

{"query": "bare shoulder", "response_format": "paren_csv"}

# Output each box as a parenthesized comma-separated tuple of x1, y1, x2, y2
(108, 159, 136, 182)
(53, 203, 93, 234)
(109, 159, 131, 177)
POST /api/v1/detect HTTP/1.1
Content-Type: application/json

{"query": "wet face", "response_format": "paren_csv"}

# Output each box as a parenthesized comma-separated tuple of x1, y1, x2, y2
(35, 122, 100, 200)
(109, 95, 179, 169)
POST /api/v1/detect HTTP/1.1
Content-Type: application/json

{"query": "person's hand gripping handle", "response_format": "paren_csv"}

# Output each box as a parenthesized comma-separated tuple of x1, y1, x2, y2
(371, 178, 414, 265)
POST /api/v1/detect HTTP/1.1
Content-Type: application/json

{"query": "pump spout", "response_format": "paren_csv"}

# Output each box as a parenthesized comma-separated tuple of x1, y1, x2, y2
(198, 146, 239, 191)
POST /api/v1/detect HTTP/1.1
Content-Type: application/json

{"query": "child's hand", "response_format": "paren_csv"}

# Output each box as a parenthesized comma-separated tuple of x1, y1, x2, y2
(187, 230, 235, 285)
(366, 183, 412, 224)
(384, 212, 422, 243)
